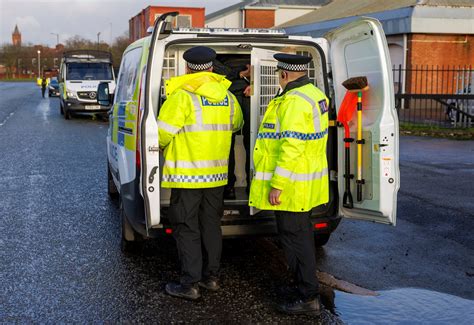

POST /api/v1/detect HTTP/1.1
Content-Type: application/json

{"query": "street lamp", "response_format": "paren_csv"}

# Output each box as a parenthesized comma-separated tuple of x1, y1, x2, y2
(97, 32, 101, 50)
(37, 50, 41, 78)
(50, 32, 59, 46)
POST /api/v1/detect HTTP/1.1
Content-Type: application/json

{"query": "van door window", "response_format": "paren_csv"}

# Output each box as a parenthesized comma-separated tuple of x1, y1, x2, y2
(115, 47, 142, 103)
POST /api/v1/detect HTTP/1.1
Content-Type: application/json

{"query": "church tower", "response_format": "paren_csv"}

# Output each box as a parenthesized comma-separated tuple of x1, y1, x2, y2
(12, 25, 22, 46)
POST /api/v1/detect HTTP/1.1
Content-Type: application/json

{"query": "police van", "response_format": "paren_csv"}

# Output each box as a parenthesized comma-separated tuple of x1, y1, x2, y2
(98, 13, 400, 251)
(59, 50, 116, 120)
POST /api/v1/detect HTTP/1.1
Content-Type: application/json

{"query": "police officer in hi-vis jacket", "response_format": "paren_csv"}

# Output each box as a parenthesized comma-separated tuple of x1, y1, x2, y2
(249, 53, 329, 315)
(158, 46, 243, 300)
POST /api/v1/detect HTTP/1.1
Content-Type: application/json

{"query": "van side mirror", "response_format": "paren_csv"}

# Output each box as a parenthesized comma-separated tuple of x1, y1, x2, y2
(97, 82, 111, 106)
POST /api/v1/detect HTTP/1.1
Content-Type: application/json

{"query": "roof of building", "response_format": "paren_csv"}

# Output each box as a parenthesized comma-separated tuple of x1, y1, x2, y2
(13, 25, 20, 34)
(279, 0, 474, 27)
(206, 0, 328, 21)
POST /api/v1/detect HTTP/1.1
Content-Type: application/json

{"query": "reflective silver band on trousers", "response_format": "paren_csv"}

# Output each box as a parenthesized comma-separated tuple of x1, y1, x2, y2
(164, 158, 228, 169)
(288, 90, 322, 133)
(254, 167, 328, 182)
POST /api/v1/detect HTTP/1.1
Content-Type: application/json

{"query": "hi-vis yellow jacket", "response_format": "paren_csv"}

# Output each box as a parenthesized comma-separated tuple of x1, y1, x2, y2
(158, 72, 243, 189)
(249, 83, 329, 212)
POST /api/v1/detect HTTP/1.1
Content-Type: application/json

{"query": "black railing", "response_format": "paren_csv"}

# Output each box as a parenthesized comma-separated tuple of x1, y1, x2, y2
(393, 65, 473, 128)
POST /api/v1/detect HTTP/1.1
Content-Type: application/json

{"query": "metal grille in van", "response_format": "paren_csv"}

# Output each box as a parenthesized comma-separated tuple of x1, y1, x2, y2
(259, 65, 280, 117)
(161, 50, 177, 98)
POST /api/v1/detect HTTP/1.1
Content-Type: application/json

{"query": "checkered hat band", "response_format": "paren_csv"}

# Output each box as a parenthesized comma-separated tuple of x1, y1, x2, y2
(277, 62, 308, 72)
(187, 61, 213, 71)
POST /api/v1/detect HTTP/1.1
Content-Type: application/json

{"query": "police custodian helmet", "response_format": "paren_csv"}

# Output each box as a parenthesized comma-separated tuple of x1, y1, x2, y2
(183, 46, 217, 71)
(274, 53, 312, 72)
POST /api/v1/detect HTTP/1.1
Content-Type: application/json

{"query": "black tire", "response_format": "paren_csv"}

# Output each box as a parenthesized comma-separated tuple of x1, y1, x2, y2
(64, 108, 71, 120)
(120, 199, 144, 254)
(60, 101, 64, 115)
(314, 233, 331, 247)
(107, 164, 119, 200)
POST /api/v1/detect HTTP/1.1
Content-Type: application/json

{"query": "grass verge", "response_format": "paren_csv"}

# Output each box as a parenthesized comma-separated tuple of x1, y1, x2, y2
(400, 123, 474, 140)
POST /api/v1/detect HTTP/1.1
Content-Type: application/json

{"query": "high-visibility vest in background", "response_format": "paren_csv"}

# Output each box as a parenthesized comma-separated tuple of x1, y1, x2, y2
(158, 71, 244, 189)
(249, 83, 329, 212)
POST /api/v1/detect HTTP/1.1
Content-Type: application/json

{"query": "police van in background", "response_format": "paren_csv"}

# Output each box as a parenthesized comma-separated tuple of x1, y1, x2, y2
(59, 50, 116, 120)
(98, 13, 400, 252)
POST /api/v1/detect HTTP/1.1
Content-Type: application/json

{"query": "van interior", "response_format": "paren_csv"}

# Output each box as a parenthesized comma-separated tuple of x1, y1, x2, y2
(157, 41, 337, 219)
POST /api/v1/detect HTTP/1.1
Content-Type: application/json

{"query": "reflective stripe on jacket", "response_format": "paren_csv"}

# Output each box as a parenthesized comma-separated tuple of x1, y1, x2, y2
(158, 72, 244, 189)
(249, 83, 329, 212)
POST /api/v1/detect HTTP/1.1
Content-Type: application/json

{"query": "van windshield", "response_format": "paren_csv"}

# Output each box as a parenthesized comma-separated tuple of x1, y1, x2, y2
(66, 62, 113, 81)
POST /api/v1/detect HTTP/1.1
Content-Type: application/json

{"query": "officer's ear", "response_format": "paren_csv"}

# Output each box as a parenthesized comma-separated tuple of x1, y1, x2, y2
(281, 71, 286, 80)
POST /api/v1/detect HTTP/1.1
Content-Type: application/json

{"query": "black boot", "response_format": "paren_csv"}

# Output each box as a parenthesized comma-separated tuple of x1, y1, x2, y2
(198, 276, 220, 291)
(165, 282, 201, 300)
(277, 297, 321, 316)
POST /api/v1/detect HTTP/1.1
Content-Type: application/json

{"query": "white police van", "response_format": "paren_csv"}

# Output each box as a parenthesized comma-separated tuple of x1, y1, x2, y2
(98, 13, 400, 251)
(59, 50, 116, 120)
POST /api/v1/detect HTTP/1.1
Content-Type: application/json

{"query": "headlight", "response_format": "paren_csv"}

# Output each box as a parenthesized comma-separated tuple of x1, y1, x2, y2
(66, 91, 76, 98)
(49, 86, 54, 90)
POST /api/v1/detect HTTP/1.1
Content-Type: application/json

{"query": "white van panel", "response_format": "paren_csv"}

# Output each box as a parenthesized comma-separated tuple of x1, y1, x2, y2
(326, 18, 399, 225)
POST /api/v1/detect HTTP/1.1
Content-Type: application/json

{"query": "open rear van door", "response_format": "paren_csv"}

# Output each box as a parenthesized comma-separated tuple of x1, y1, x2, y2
(325, 18, 400, 225)
(141, 13, 178, 229)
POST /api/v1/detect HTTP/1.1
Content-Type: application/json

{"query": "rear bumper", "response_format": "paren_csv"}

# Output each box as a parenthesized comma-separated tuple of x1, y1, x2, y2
(120, 177, 341, 239)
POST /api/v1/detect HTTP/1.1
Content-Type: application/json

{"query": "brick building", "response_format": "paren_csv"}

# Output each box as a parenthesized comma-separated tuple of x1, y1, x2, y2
(129, 6, 205, 42)
(0, 25, 63, 79)
(280, 0, 474, 94)
(205, 0, 330, 29)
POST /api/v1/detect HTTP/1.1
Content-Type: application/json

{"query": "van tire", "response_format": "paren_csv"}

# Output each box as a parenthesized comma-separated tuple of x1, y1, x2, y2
(60, 101, 64, 115)
(107, 164, 119, 199)
(314, 233, 331, 247)
(120, 199, 144, 253)
(64, 108, 71, 120)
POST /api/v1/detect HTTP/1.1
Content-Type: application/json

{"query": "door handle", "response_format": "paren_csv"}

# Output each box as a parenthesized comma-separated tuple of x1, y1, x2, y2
(148, 166, 158, 184)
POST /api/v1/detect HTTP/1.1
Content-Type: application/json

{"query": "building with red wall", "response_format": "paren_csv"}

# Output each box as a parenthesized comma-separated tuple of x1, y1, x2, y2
(129, 6, 205, 42)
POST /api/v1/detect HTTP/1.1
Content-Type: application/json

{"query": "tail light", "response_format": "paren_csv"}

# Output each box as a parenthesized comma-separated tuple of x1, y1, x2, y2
(314, 222, 328, 229)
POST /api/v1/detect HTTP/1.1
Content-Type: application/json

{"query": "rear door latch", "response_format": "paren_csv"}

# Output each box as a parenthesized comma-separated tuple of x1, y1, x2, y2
(149, 166, 158, 183)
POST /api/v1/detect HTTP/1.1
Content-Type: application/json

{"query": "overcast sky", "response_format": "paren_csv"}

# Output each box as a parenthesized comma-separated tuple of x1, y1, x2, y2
(0, 0, 242, 46)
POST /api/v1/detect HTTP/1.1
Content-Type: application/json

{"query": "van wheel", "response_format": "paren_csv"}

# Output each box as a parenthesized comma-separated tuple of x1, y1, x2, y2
(120, 200, 144, 254)
(314, 234, 331, 247)
(107, 164, 118, 200)
(64, 108, 71, 120)
(60, 101, 64, 115)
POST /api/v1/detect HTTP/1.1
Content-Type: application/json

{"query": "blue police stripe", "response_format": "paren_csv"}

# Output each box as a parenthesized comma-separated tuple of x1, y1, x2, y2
(118, 120, 125, 146)
(118, 102, 127, 116)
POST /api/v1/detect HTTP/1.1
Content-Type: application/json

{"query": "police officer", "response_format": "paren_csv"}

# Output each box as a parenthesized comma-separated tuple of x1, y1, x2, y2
(158, 46, 243, 300)
(249, 53, 329, 315)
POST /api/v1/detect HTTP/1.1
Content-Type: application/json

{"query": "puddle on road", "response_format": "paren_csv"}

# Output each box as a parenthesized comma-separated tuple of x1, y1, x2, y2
(332, 288, 474, 324)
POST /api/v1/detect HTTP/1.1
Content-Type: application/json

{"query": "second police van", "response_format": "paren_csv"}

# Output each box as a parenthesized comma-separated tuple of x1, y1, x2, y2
(59, 50, 116, 120)
(98, 13, 400, 251)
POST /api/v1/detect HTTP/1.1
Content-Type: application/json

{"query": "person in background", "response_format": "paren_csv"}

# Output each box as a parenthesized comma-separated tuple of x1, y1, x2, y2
(41, 77, 47, 98)
(213, 57, 251, 199)
(249, 53, 329, 316)
(158, 46, 243, 301)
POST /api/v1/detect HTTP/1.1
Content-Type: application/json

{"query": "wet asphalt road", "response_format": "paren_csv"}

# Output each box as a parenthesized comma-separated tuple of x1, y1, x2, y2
(1, 82, 473, 323)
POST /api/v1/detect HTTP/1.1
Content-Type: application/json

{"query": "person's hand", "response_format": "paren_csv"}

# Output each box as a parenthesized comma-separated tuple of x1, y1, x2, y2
(243, 85, 251, 97)
(269, 187, 282, 205)
(239, 64, 251, 79)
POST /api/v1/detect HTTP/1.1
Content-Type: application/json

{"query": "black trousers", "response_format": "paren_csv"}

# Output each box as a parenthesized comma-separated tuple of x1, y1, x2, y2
(227, 95, 250, 188)
(168, 187, 224, 286)
(275, 210, 319, 300)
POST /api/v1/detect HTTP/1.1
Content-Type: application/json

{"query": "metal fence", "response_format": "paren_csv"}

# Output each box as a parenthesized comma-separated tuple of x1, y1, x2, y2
(393, 65, 474, 128)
